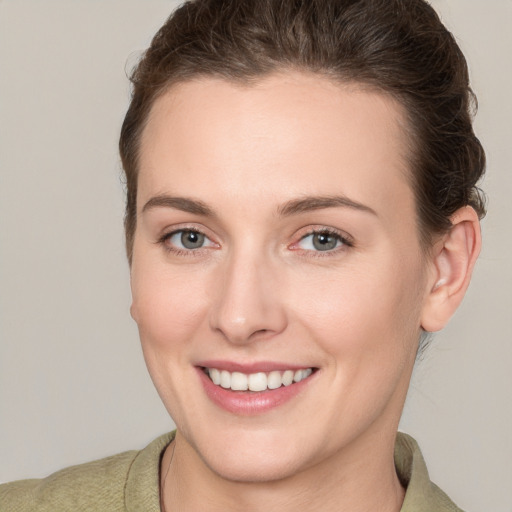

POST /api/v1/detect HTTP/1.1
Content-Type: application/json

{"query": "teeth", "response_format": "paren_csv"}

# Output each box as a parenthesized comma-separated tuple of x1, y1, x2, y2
(206, 367, 314, 392)
(282, 370, 294, 386)
(248, 372, 267, 391)
(220, 370, 231, 389)
(231, 372, 248, 391)
(209, 368, 221, 385)
(293, 368, 313, 382)
(267, 371, 282, 390)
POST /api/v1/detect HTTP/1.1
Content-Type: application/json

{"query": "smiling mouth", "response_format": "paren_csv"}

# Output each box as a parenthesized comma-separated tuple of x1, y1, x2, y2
(203, 367, 315, 392)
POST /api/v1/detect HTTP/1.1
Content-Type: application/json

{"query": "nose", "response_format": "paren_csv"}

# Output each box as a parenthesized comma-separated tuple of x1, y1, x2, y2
(209, 250, 288, 345)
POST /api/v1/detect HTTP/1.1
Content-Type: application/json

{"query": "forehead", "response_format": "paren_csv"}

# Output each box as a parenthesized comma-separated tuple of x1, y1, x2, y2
(138, 72, 414, 225)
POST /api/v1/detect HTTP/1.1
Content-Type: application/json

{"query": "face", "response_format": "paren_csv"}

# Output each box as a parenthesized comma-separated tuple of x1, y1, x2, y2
(130, 72, 431, 482)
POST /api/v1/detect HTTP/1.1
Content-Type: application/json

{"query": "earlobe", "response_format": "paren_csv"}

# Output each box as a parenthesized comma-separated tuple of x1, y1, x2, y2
(130, 302, 139, 323)
(420, 207, 481, 332)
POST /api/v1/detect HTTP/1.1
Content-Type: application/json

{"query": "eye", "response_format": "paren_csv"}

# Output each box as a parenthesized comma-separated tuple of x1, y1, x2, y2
(295, 230, 350, 252)
(163, 229, 216, 251)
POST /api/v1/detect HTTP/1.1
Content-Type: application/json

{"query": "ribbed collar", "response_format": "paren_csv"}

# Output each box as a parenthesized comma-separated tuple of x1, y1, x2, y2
(125, 431, 175, 512)
(395, 432, 463, 512)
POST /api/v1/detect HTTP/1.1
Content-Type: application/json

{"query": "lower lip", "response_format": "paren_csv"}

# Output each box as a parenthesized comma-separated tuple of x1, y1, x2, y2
(197, 368, 315, 416)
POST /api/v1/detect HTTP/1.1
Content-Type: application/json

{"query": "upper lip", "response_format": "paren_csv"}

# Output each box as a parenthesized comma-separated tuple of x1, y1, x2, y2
(196, 360, 315, 374)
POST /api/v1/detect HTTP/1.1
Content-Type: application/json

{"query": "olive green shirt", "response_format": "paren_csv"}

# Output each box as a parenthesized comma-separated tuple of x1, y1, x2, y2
(0, 432, 463, 511)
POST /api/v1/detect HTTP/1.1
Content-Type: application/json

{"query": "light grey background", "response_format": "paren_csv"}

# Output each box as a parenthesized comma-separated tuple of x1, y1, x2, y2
(0, 1, 510, 511)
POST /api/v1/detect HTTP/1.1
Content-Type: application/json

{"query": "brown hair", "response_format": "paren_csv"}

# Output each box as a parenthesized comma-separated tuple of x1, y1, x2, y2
(120, 0, 486, 263)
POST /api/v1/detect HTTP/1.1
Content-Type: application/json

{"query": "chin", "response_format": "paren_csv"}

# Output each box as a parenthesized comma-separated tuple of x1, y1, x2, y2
(204, 451, 305, 483)
(186, 425, 314, 484)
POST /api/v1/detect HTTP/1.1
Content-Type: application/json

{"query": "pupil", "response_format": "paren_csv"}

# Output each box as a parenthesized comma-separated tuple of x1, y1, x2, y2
(181, 231, 204, 249)
(313, 233, 337, 251)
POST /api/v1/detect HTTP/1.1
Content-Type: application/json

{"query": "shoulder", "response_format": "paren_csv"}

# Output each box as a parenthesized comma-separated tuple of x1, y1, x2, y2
(0, 450, 137, 512)
(0, 432, 174, 512)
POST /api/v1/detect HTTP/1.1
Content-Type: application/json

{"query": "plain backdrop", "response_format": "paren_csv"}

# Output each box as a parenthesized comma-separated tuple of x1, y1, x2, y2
(0, 1, 510, 511)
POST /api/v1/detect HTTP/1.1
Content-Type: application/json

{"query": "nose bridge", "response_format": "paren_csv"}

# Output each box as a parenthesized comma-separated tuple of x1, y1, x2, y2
(209, 243, 286, 344)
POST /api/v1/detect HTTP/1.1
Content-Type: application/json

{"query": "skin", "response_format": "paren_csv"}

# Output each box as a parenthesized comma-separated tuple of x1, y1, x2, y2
(129, 72, 481, 512)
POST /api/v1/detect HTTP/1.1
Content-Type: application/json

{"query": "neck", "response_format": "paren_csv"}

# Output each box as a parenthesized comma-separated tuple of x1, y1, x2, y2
(161, 428, 405, 512)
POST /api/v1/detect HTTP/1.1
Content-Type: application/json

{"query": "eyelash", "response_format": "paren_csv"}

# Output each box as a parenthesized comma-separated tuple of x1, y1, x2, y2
(157, 226, 354, 257)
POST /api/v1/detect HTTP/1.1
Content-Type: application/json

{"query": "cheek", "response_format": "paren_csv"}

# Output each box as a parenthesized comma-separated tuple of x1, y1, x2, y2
(287, 258, 426, 428)
(289, 256, 425, 359)
(130, 261, 211, 353)
(130, 260, 213, 421)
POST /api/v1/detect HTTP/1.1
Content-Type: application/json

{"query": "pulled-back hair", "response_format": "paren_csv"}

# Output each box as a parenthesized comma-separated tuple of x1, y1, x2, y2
(120, 0, 486, 262)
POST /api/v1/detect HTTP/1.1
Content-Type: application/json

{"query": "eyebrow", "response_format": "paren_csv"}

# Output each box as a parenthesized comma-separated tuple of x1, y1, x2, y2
(142, 195, 215, 217)
(277, 195, 378, 217)
(141, 194, 377, 218)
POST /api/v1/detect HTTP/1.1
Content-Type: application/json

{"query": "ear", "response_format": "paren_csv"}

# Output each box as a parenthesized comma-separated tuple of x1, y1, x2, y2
(420, 206, 482, 332)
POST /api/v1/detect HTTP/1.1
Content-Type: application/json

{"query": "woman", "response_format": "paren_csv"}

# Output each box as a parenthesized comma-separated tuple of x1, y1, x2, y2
(0, 0, 487, 510)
